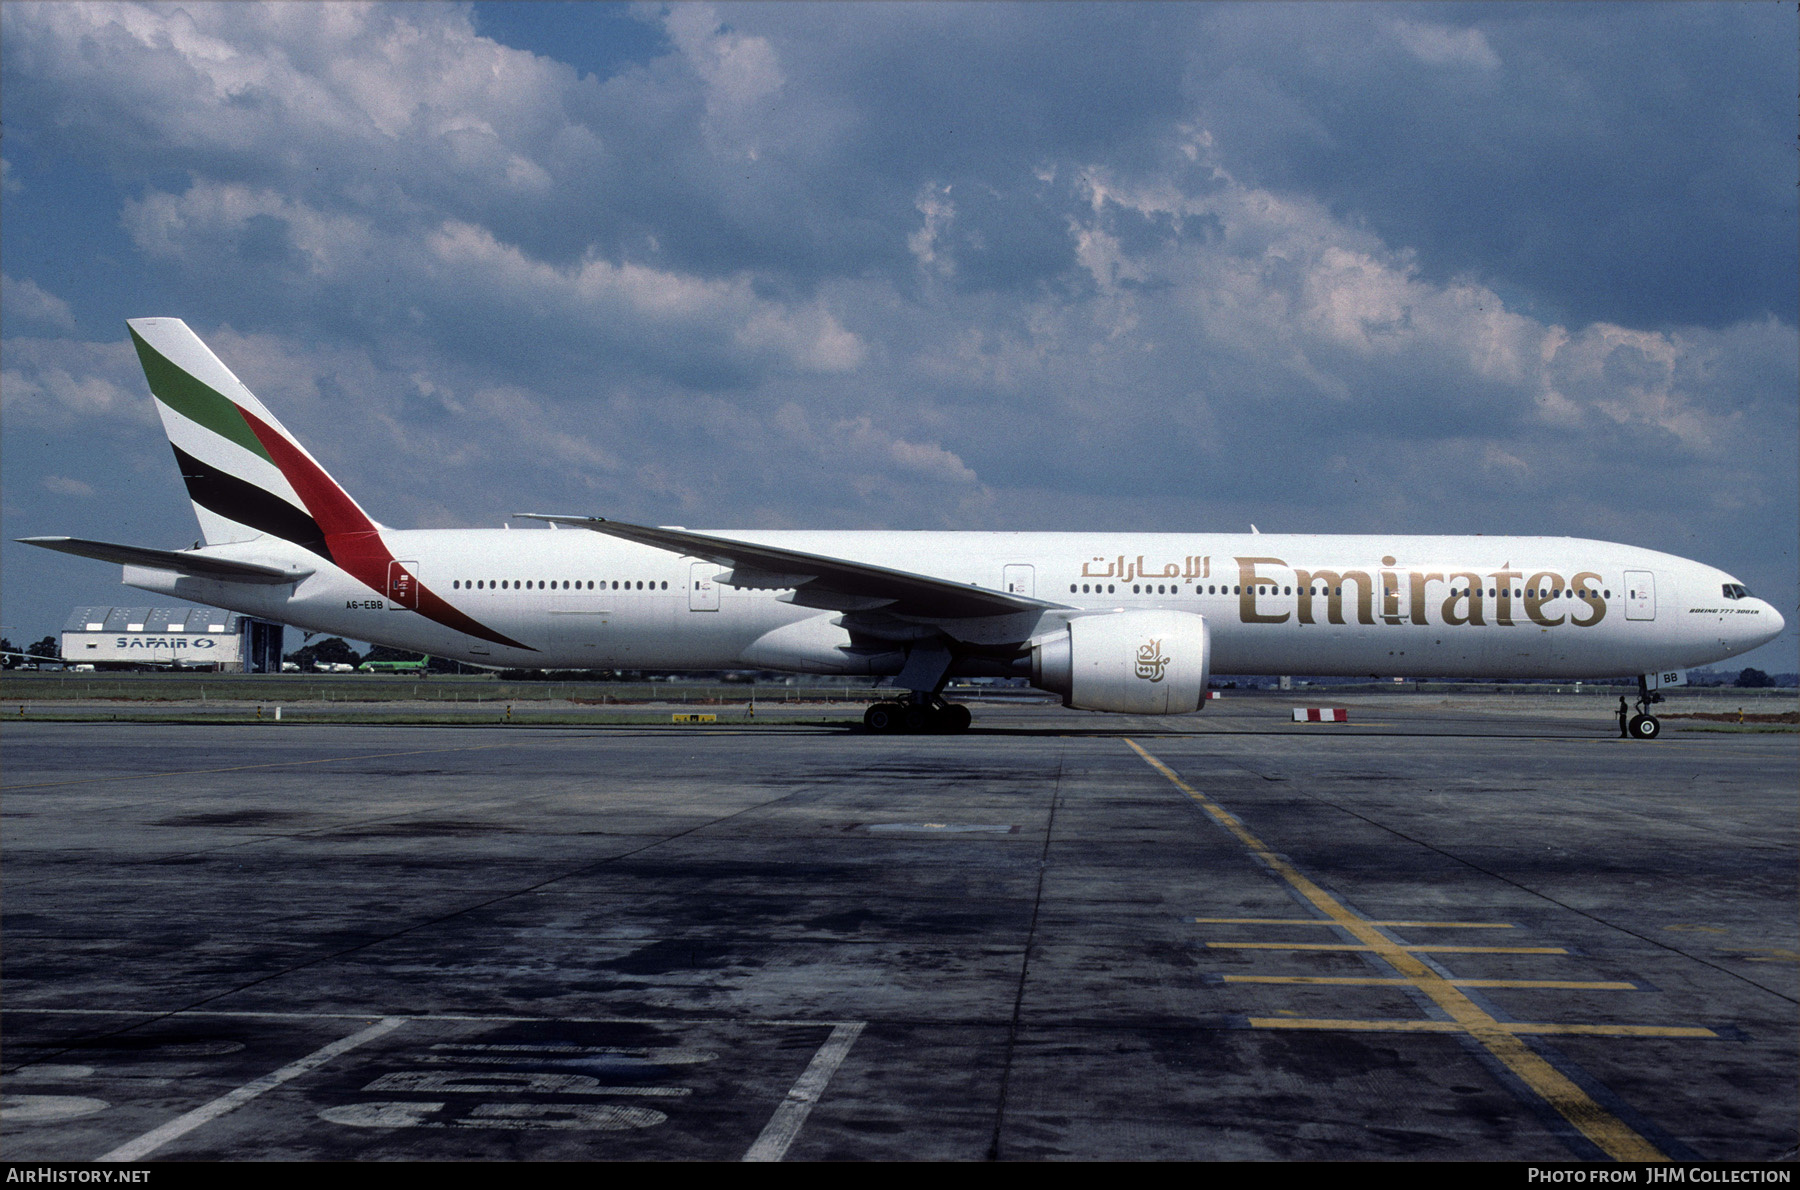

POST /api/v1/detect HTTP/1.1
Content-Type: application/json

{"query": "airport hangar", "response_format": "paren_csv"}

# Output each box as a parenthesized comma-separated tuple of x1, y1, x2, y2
(59, 605, 284, 673)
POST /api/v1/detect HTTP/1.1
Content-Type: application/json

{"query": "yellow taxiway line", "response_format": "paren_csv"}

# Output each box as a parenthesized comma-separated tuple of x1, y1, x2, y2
(1125, 737, 1672, 1163)
(1224, 976, 1637, 990)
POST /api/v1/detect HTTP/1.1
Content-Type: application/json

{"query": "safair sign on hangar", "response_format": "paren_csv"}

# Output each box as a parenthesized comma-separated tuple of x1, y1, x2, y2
(60, 606, 284, 671)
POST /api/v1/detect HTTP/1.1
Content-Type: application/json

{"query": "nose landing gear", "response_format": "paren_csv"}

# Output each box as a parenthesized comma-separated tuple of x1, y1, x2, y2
(863, 695, 972, 734)
(1627, 675, 1664, 740)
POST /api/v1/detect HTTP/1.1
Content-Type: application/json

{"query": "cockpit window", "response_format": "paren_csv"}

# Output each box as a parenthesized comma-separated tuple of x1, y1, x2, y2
(1721, 583, 1752, 600)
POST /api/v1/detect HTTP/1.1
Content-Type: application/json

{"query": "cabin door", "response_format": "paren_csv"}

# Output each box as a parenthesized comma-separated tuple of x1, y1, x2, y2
(1624, 570, 1655, 621)
(387, 561, 420, 610)
(690, 563, 722, 611)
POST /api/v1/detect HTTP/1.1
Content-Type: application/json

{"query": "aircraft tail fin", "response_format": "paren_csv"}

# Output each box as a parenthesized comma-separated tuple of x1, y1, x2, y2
(127, 318, 378, 558)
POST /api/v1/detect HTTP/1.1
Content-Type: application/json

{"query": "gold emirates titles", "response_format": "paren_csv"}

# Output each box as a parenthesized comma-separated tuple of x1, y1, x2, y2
(1077, 554, 1609, 630)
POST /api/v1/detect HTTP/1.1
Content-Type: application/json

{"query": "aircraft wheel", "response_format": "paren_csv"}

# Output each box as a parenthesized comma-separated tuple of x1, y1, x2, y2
(901, 704, 931, 733)
(1628, 713, 1661, 740)
(945, 704, 972, 732)
(864, 702, 901, 732)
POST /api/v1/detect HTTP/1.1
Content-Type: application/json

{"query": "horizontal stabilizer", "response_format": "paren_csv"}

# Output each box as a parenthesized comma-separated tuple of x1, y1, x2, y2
(515, 514, 1063, 620)
(18, 537, 312, 585)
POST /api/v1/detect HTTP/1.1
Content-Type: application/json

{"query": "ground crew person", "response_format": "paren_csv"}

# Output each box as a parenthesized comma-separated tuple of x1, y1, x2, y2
(1617, 696, 1630, 738)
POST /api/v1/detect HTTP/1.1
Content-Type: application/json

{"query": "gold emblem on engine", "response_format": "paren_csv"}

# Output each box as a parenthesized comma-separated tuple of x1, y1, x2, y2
(1135, 638, 1169, 682)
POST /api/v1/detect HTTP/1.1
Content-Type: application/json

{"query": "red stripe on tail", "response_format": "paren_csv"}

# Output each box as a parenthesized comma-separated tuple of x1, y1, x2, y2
(238, 409, 534, 652)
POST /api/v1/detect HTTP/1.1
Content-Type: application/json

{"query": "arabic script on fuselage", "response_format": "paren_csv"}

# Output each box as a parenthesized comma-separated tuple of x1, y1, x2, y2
(1076, 553, 1610, 630)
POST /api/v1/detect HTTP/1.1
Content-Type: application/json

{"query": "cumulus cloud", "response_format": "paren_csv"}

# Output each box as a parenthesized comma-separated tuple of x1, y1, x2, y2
(120, 180, 863, 382)
(908, 183, 956, 276)
(664, 2, 785, 155)
(1390, 18, 1502, 71)
(1, 275, 76, 332)
(42, 475, 96, 498)
(0, 337, 154, 431)
(1043, 142, 1768, 469)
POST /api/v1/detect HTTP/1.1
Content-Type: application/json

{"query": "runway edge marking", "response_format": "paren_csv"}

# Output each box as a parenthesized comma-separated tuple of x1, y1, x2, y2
(1122, 737, 1669, 1164)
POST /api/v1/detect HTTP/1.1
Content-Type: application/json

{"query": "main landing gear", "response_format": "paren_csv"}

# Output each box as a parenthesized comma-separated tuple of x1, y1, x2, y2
(1627, 676, 1664, 740)
(863, 695, 972, 734)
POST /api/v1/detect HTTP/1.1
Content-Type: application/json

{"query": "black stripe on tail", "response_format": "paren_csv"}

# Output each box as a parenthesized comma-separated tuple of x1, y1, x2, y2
(171, 443, 332, 561)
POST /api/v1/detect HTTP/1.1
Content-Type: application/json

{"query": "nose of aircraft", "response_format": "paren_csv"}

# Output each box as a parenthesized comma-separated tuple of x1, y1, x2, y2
(1755, 599, 1786, 645)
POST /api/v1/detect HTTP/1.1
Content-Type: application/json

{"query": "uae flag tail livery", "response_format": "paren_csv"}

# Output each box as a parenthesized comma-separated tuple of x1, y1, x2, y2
(100, 319, 525, 651)
(130, 318, 371, 561)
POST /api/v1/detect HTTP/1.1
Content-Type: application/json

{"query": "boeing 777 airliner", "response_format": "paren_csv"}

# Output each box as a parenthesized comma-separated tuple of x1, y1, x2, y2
(20, 319, 1785, 736)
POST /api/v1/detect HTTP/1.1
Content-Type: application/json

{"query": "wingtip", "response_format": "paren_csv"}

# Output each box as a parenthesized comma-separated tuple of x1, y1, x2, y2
(515, 513, 608, 524)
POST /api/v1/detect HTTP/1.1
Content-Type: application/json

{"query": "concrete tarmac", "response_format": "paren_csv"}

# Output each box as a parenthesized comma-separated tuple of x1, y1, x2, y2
(2, 694, 1794, 1161)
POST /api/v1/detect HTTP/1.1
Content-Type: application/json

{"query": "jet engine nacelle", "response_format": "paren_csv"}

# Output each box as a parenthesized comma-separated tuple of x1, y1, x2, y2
(1031, 609, 1211, 714)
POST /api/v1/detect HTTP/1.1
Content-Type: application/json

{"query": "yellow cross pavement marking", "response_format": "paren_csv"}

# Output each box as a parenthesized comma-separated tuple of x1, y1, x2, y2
(1245, 1019, 1717, 1038)
(1125, 738, 1672, 1164)
(1205, 942, 1567, 954)
(1195, 917, 1516, 928)
(1223, 976, 1637, 990)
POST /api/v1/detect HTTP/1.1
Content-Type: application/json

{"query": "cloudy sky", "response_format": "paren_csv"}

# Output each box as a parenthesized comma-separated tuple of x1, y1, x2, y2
(3, 1, 1795, 671)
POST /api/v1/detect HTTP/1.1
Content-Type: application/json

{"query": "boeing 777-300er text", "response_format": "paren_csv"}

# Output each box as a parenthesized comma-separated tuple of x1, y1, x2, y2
(20, 319, 1786, 736)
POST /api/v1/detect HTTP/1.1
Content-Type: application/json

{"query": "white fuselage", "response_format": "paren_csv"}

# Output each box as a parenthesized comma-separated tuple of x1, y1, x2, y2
(123, 529, 1784, 681)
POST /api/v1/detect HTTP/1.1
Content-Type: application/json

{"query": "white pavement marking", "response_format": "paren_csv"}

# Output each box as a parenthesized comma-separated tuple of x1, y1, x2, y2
(2, 1095, 110, 1124)
(96, 1016, 407, 1162)
(742, 1022, 865, 1162)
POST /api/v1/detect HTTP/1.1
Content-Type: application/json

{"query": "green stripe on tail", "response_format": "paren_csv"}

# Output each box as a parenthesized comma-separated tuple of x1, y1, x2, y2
(129, 326, 273, 464)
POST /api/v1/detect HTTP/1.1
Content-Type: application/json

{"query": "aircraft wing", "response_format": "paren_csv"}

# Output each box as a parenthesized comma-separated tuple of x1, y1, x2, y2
(515, 515, 1065, 619)
(18, 536, 313, 585)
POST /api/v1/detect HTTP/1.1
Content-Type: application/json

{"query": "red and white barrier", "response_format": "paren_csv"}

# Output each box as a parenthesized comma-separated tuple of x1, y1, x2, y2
(1292, 707, 1348, 722)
